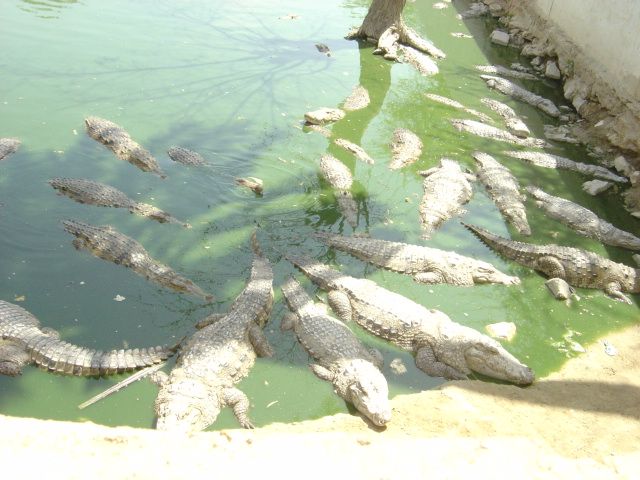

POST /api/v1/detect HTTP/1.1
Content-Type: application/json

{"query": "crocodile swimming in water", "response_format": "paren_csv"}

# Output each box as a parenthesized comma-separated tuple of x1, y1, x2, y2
(281, 276, 391, 426)
(0, 138, 21, 161)
(313, 232, 519, 286)
(464, 223, 640, 304)
(85, 116, 165, 178)
(285, 253, 534, 384)
(0, 300, 177, 377)
(319, 154, 358, 228)
(62, 220, 213, 301)
(526, 186, 640, 251)
(167, 146, 207, 167)
(389, 128, 423, 170)
(49, 178, 190, 227)
(153, 233, 273, 432)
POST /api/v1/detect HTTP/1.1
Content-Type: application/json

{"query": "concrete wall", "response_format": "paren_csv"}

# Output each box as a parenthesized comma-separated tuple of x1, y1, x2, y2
(531, 0, 640, 101)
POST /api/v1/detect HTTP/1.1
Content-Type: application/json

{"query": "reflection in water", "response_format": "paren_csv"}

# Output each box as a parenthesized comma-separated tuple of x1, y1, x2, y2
(19, 0, 78, 19)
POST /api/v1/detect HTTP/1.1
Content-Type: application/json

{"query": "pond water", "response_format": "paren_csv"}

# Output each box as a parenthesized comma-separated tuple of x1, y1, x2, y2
(1, 0, 638, 430)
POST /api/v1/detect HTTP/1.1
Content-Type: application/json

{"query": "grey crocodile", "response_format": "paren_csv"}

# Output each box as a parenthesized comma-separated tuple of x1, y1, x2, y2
(304, 108, 345, 125)
(464, 223, 640, 304)
(62, 220, 213, 301)
(450, 119, 546, 148)
(419, 158, 474, 239)
(480, 75, 560, 118)
(334, 138, 374, 164)
(526, 186, 640, 250)
(154, 233, 273, 432)
(167, 146, 206, 166)
(0, 300, 177, 377)
(319, 154, 358, 228)
(475, 65, 538, 81)
(503, 150, 627, 183)
(0, 138, 21, 161)
(425, 94, 492, 123)
(285, 253, 534, 384)
(473, 152, 531, 235)
(313, 232, 520, 286)
(85, 116, 165, 178)
(281, 276, 391, 426)
(480, 98, 530, 138)
(389, 128, 423, 170)
(398, 45, 439, 76)
(49, 178, 190, 228)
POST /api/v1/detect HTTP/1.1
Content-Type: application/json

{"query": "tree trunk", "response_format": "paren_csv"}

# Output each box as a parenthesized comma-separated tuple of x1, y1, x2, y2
(358, 0, 406, 41)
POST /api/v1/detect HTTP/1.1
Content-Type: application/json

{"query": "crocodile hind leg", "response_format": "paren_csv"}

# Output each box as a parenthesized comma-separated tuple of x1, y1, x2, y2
(280, 312, 299, 332)
(534, 256, 566, 279)
(0, 341, 30, 376)
(195, 313, 226, 330)
(415, 345, 468, 380)
(248, 323, 274, 357)
(604, 282, 632, 304)
(223, 387, 254, 429)
(413, 272, 444, 284)
(327, 290, 353, 322)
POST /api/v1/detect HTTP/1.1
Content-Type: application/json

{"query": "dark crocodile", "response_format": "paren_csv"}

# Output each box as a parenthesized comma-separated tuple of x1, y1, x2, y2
(313, 232, 519, 286)
(281, 276, 391, 426)
(167, 146, 206, 167)
(0, 300, 176, 377)
(49, 178, 190, 227)
(153, 233, 273, 432)
(464, 223, 640, 304)
(62, 220, 212, 301)
(527, 186, 640, 251)
(0, 138, 21, 161)
(85, 116, 165, 178)
(285, 253, 534, 384)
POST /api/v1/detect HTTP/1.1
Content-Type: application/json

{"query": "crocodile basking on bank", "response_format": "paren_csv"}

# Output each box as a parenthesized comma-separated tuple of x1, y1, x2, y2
(464, 223, 640, 304)
(281, 276, 391, 426)
(313, 232, 519, 286)
(526, 186, 640, 250)
(0, 138, 21, 161)
(154, 233, 274, 432)
(62, 220, 213, 301)
(285, 253, 534, 384)
(0, 300, 177, 377)
(85, 116, 165, 178)
(49, 178, 190, 227)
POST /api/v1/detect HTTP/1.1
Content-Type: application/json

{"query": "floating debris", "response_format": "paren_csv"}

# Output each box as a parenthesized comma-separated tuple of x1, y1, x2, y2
(603, 340, 618, 356)
(235, 177, 264, 195)
(390, 358, 407, 375)
(315, 43, 331, 57)
(485, 322, 517, 341)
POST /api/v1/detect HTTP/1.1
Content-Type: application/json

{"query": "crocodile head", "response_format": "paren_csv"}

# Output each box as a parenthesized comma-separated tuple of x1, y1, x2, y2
(338, 359, 392, 426)
(155, 378, 221, 433)
(471, 263, 521, 286)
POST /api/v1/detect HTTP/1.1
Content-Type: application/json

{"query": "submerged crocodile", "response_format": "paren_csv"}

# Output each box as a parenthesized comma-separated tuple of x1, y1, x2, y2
(480, 98, 530, 138)
(62, 220, 213, 301)
(342, 85, 370, 112)
(473, 152, 531, 235)
(450, 119, 546, 148)
(480, 75, 560, 118)
(319, 154, 358, 228)
(334, 138, 374, 164)
(286, 253, 534, 384)
(0, 138, 21, 161)
(154, 233, 273, 432)
(503, 150, 627, 183)
(464, 223, 640, 304)
(49, 178, 190, 227)
(167, 146, 206, 167)
(0, 300, 176, 377)
(475, 65, 538, 81)
(425, 93, 492, 123)
(526, 186, 640, 250)
(389, 128, 423, 170)
(85, 116, 165, 178)
(281, 276, 391, 426)
(419, 158, 474, 239)
(313, 231, 520, 286)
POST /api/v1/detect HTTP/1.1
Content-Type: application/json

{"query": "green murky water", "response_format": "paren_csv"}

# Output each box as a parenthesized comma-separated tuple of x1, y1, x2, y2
(0, 0, 638, 429)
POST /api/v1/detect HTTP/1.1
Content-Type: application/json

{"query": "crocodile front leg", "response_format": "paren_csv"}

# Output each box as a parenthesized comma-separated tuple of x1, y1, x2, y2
(604, 282, 632, 304)
(327, 290, 353, 321)
(310, 363, 334, 381)
(413, 272, 444, 284)
(248, 323, 274, 357)
(280, 312, 298, 331)
(223, 387, 254, 429)
(195, 313, 227, 330)
(0, 341, 30, 376)
(415, 345, 468, 380)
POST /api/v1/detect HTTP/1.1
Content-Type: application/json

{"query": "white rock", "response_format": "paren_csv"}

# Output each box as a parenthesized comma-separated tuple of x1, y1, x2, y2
(630, 171, 640, 186)
(490, 30, 510, 46)
(531, 56, 543, 67)
(632, 254, 640, 266)
(485, 322, 517, 341)
(631, 211, 640, 219)
(545, 60, 561, 79)
(545, 278, 573, 300)
(582, 179, 613, 195)
(614, 155, 633, 176)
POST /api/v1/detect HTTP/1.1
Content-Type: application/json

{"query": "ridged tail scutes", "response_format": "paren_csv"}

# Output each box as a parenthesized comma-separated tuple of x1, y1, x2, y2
(250, 229, 263, 258)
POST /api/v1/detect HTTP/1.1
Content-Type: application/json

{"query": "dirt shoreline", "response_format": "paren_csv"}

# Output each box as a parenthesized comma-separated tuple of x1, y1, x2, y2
(1, 323, 638, 479)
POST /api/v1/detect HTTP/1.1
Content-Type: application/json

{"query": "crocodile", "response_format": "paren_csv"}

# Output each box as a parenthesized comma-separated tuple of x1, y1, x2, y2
(62, 220, 213, 301)
(285, 253, 534, 384)
(425, 94, 492, 123)
(463, 223, 640, 304)
(85, 116, 165, 178)
(389, 128, 423, 170)
(49, 177, 190, 228)
(473, 152, 531, 235)
(304, 108, 345, 125)
(526, 186, 640, 250)
(450, 119, 546, 148)
(0, 138, 21, 161)
(281, 276, 391, 426)
(480, 75, 560, 118)
(419, 158, 474, 239)
(397, 45, 439, 76)
(0, 300, 177, 377)
(313, 231, 519, 286)
(153, 233, 274, 432)
(475, 65, 538, 81)
(167, 146, 206, 166)
(342, 85, 370, 112)
(334, 138, 374, 164)
(480, 98, 530, 138)
(319, 154, 358, 228)
(503, 150, 627, 183)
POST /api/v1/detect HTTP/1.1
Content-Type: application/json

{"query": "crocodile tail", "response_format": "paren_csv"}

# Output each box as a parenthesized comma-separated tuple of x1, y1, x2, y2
(281, 276, 313, 313)
(29, 336, 177, 376)
(462, 223, 513, 256)
(251, 229, 263, 257)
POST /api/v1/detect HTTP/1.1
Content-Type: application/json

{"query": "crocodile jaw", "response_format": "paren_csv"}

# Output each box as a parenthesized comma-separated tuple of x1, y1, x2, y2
(344, 361, 392, 426)
(464, 341, 534, 386)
